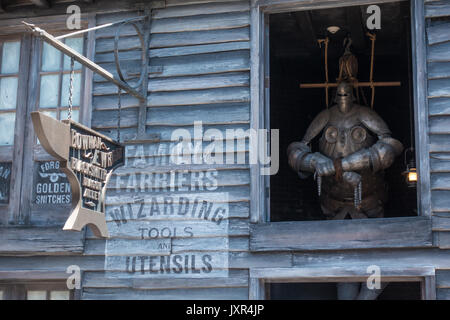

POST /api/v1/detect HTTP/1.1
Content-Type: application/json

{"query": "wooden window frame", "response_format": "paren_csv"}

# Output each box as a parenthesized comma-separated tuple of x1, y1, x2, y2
(0, 33, 32, 226)
(249, 266, 436, 300)
(0, 281, 78, 300)
(0, 14, 94, 226)
(249, 0, 434, 249)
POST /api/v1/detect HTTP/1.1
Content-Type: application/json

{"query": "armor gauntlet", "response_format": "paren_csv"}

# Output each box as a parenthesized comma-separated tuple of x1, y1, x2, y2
(287, 142, 334, 178)
(341, 136, 404, 172)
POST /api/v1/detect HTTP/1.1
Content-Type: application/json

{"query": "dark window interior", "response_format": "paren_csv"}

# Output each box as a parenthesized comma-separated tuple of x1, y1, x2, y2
(269, 282, 422, 300)
(269, 1, 417, 221)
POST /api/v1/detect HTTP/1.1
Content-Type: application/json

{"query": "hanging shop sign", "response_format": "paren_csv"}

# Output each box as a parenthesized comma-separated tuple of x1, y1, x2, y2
(31, 112, 124, 238)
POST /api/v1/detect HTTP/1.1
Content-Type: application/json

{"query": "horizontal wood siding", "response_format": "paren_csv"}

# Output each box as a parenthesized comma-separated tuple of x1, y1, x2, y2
(250, 217, 433, 252)
(85, 0, 251, 300)
(426, 1, 450, 298)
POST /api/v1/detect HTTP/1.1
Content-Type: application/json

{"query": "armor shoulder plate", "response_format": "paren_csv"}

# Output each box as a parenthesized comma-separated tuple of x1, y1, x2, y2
(357, 105, 392, 138)
(302, 109, 330, 143)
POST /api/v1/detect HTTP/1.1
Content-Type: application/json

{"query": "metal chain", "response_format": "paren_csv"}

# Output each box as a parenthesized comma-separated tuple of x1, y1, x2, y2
(68, 57, 75, 120)
(117, 86, 121, 142)
(314, 171, 322, 197)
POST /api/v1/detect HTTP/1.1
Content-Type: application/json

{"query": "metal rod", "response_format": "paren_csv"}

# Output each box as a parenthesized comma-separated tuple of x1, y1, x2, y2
(22, 21, 145, 101)
(55, 16, 147, 40)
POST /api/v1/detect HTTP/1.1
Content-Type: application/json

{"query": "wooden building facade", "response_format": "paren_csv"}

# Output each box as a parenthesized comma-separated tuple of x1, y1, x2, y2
(0, 0, 449, 300)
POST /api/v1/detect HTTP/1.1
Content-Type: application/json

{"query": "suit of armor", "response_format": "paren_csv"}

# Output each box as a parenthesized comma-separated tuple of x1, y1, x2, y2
(288, 82, 403, 219)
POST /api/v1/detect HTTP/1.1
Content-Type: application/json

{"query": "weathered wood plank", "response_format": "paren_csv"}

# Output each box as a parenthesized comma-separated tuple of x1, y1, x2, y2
(97, 127, 138, 142)
(84, 236, 248, 255)
(83, 269, 249, 289)
(92, 59, 141, 82)
(95, 41, 250, 63)
(95, 10, 141, 25)
(82, 287, 248, 300)
(150, 27, 250, 48)
(0, 270, 69, 280)
(426, 1, 450, 18)
(292, 248, 450, 270)
(93, 72, 249, 97)
(29, 206, 71, 226)
(92, 94, 140, 110)
(91, 108, 138, 129)
(151, 12, 250, 34)
(428, 61, 450, 79)
(429, 116, 450, 134)
(165, 0, 244, 6)
(121, 145, 250, 167)
(153, 1, 249, 19)
(106, 239, 171, 256)
(428, 78, 450, 98)
(149, 72, 249, 93)
(437, 231, 450, 249)
(105, 186, 250, 205)
(0, 227, 85, 255)
(110, 152, 249, 169)
(108, 169, 250, 191)
(427, 21, 450, 45)
(437, 288, 450, 299)
(429, 97, 450, 116)
(91, 219, 249, 239)
(95, 24, 139, 39)
(149, 50, 250, 78)
(0, 255, 104, 271)
(432, 216, 450, 231)
(105, 200, 249, 220)
(146, 103, 250, 126)
(171, 236, 249, 253)
(151, 41, 250, 58)
(431, 172, 450, 190)
(95, 35, 142, 54)
(95, 49, 143, 63)
(249, 278, 265, 300)
(429, 135, 450, 153)
(432, 190, 450, 211)
(145, 123, 250, 142)
(436, 270, 450, 288)
(229, 252, 292, 268)
(428, 41, 450, 62)
(251, 266, 435, 282)
(148, 87, 250, 107)
(250, 217, 432, 251)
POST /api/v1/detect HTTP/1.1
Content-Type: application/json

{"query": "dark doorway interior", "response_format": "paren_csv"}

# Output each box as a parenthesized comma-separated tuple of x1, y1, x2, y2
(269, 282, 422, 300)
(269, 1, 417, 221)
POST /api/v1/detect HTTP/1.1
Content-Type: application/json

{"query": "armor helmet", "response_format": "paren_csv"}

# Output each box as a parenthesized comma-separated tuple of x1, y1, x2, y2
(335, 82, 354, 113)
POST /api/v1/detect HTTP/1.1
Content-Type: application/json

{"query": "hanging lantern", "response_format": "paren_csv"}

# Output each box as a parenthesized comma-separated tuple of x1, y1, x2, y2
(403, 148, 417, 188)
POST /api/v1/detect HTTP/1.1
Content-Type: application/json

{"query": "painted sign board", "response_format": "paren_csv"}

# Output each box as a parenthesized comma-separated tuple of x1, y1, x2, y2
(31, 112, 124, 238)
(104, 192, 230, 278)
(34, 161, 71, 205)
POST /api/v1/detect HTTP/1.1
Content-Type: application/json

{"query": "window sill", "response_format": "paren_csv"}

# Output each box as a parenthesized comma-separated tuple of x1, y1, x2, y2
(249, 216, 432, 252)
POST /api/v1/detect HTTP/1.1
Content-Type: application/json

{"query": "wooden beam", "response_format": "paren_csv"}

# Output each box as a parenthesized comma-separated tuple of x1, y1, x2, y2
(250, 216, 433, 251)
(251, 266, 435, 283)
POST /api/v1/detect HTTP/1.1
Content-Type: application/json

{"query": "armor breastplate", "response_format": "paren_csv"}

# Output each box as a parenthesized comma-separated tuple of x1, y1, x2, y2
(319, 105, 375, 159)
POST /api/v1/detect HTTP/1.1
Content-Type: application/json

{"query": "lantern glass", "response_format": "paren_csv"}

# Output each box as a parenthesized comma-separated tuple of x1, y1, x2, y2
(408, 171, 417, 183)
